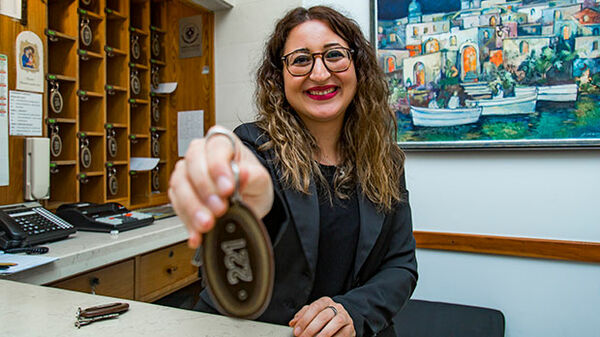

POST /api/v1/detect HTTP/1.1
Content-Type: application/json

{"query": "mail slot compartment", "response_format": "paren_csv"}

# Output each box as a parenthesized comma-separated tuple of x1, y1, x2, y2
(51, 259, 134, 299)
(137, 241, 198, 302)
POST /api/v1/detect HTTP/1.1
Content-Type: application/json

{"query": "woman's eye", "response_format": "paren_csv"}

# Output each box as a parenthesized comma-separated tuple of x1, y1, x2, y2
(325, 49, 345, 60)
(291, 54, 311, 66)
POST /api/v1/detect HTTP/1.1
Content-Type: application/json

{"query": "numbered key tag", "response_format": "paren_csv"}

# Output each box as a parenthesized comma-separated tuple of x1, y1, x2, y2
(50, 81, 63, 114)
(151, 66, 160, 89)
(152, 97, 160, 123)
(131, 34, 141, 60)
(80, 0, 93, 7)
(199, 159, 274, 320)
(107, 128, 118, 158)
(151, 131, 160, 157)
(152, 166, 160, 191)
(152, 32, 161, 58)
(79, 135, 92, 169)
(108, 167, 118, 196)
(80, 17, 93, 47)
(50, 125, 62, 158)
(131, 70, 141, 95)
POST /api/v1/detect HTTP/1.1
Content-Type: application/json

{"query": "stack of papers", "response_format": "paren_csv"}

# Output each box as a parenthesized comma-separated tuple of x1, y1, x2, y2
(0, 252, 58, 275)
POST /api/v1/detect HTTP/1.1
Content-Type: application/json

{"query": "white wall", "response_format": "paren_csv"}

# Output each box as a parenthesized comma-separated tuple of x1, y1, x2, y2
(213, 1, 600, 336)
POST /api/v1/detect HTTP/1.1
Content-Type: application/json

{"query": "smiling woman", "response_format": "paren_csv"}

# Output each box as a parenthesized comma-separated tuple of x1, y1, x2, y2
(168, 6, 418, 337)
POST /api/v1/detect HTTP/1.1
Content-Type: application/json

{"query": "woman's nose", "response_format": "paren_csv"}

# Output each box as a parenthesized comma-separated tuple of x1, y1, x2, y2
(309, 56, 331, 82)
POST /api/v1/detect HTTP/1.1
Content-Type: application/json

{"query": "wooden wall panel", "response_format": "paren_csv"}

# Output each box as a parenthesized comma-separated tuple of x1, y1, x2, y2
(0, 1, 47, 205)
(165, 1, 215, 177)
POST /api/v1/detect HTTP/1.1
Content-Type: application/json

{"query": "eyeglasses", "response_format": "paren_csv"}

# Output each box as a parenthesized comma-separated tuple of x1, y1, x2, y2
(281, 47, 354, 77)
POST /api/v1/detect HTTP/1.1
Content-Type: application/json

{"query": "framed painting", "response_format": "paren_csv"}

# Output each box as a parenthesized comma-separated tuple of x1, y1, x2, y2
(373, 0, 600, 149)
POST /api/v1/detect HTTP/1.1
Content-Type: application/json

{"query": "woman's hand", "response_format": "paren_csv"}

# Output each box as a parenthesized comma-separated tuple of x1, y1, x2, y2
(168, 126, 274, 248)
(289, 297, 356, 337)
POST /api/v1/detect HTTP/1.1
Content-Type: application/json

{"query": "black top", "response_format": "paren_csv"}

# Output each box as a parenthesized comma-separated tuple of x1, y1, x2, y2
(308, 164, 360, 301)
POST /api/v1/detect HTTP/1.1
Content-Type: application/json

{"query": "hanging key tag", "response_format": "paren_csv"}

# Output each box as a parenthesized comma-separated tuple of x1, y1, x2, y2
(108, 167, 118, 196)
(151, 65, 160, 89)
(152, 32, 161, 58)
(131, 34, 140, 61)
(130, 69, 141, 95)
(80, 17, 93, 47)
(194, 130, 274, 320)
(152, 97, 160, 123)
(50, 124, 62, 158)
(107, 127, 118, 158)
(151, 130, 160, 158)
(152, 166, 160, 191)
(50, 81, 63, 114)
(79, 134, 92, 169)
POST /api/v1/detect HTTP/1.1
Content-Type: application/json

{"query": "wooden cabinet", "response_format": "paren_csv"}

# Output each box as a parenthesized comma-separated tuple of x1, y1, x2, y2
(49, 241, 198, 302)
(52, 259, 135, 300)
(136, 241, 199, 302)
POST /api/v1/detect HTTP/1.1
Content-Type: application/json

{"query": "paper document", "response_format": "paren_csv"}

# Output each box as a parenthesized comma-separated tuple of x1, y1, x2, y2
(0, 0, 22, 20)
(0, 55, 8, 186)
(178, 110, 204, 157)
(130, 157, 159, 171)
(0, 252, 58, 275)
(9, 90, 42, 136)
(151, 82, 177, 94)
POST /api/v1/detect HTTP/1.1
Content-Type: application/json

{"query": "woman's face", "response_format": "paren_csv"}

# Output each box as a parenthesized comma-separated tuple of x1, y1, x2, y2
(282, 20, 357, 131)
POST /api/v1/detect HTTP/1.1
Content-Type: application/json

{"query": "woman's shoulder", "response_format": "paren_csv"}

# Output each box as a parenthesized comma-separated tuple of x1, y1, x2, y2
(233, 122, 269, 146)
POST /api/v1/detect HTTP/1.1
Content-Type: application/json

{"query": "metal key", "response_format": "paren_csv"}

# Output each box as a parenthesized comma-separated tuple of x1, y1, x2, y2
(75, 313, 120, 328)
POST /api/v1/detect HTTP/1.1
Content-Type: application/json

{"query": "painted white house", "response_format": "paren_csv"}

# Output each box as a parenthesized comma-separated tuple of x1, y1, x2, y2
(575, 35, 600, 58)
(502, 36, 552, 68)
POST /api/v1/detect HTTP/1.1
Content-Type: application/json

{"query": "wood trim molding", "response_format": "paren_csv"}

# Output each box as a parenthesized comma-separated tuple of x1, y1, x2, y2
(414, 231, 600, 263)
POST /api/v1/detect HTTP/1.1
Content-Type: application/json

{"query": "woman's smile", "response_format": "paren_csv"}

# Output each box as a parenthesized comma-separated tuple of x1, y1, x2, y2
(306, 85, 339, 100)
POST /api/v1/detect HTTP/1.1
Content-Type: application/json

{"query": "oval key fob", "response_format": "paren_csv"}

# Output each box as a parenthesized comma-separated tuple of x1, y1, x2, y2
(201, 200, 274, 320)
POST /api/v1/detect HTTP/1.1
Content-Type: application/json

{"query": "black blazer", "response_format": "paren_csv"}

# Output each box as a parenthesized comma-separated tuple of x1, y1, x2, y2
(197, 123, 418, 336)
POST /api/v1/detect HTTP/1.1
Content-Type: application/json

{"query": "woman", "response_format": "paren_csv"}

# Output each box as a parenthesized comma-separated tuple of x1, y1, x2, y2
(169, 6, 417, 337)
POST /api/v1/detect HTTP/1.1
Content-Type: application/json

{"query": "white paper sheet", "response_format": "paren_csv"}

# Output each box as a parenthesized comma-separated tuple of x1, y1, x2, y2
(9, 90, 42, 136)
(0, 55, 8, 186)
(130, 157, 160, 171)
(0, 0, 22, 20)
(0, 252, 58, 275)
(177, 110, 204, 157)
(150, 82, 177, 94)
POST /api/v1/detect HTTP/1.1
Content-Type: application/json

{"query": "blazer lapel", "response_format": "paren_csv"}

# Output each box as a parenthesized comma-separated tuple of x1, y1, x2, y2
(282, 181, 320, 275)
(354, 192, 385, 279)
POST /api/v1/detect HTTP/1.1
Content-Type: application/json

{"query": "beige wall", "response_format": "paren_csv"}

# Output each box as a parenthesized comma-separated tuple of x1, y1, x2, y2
(214, 0, 301, 130)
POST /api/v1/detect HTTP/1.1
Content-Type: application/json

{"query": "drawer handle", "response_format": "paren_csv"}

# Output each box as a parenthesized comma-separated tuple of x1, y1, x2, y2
(89, 277, 100, 295)
(166, 266, 178, 274)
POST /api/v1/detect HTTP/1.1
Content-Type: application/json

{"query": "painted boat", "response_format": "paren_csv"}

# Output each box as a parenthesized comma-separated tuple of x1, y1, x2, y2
(514, 86, 537, 96)
(465, 93, 537, 116)
(536, 84, 578, 102)
(410, 105, 483, 127)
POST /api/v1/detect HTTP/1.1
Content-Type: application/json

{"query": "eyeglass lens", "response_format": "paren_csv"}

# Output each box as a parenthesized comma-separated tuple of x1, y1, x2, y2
(286, 48, 351, 76)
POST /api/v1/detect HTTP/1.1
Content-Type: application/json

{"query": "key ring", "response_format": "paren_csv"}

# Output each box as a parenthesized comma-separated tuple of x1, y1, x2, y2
(205, 129, 241, 202)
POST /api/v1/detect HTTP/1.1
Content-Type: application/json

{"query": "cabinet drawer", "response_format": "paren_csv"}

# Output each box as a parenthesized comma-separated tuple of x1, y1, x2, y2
(137, 242, 198, 301)
(51, 259, 134, 300)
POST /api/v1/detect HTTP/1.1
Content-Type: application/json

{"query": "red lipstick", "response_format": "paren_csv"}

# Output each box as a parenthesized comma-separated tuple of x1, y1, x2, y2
(305, 85, 338, 101)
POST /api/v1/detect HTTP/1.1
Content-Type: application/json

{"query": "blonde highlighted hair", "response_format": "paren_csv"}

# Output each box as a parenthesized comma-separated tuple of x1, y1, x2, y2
(255, 6, 405, 212)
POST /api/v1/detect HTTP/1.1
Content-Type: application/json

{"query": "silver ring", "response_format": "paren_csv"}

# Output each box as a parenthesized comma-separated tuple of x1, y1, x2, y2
(326, 305, 338, 316)
(205, 129, 241, 202)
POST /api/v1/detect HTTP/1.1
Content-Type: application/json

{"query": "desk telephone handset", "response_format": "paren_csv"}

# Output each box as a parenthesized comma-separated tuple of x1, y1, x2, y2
(0, 202, 76, 250)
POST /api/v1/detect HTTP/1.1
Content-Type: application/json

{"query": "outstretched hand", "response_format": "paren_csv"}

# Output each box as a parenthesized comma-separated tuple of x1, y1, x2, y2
(168, 126, 274, 248)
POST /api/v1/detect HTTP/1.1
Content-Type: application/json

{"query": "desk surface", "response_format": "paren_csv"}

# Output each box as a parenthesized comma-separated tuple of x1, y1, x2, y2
(1, 216, 188, 284)
(0, 279, 292, 337)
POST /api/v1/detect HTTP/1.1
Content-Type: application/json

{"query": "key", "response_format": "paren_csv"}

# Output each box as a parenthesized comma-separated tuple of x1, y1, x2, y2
(192, 130, 274, 320)
(75, 313, 120, 328)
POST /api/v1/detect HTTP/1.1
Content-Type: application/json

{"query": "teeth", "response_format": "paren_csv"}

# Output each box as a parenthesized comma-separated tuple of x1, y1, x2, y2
(308, 87, 336, 95)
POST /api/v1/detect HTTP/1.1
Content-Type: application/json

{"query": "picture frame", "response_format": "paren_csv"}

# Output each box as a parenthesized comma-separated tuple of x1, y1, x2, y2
(372, 0, 600, 149)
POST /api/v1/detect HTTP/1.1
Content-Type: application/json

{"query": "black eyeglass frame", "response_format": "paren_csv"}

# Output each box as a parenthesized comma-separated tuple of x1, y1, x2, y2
(281, 47, 355, 77)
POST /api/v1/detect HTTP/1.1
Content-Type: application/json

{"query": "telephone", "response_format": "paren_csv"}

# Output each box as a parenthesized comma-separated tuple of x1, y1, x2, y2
(0, 202, 76, 250)
(56, 202, 154, 233)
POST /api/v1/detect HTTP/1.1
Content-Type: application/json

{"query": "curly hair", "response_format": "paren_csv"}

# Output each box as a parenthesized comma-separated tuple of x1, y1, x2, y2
(255, 6, 405, 212)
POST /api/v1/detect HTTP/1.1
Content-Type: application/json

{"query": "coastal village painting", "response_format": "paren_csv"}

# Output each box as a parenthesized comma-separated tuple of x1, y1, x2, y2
(376, 0, 600, 146)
